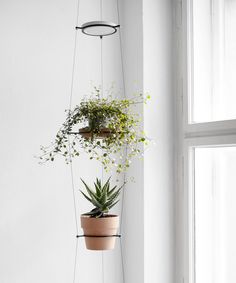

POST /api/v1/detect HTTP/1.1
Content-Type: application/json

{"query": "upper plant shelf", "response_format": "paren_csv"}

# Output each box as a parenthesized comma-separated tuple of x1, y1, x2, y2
(76, 21, 120, 37)
(70, 126, 112, 139)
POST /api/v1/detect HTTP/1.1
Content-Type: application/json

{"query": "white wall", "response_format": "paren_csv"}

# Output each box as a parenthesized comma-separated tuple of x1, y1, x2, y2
(0, 0, 175, 282)
(120, 0, 144, 282)
(143, 1, 175, 283)
(120, 0, 175, 282)
(0, 0, 123, 282)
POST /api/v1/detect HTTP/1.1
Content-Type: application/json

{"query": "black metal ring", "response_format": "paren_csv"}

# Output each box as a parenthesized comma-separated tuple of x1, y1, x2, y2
(75, 21, 120, 37)
(76, 234, 121, 238)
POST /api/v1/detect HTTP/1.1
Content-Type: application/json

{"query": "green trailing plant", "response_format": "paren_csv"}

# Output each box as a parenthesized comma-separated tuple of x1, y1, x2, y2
(39, 87, 150, 173)
(80, 177, 123, 218)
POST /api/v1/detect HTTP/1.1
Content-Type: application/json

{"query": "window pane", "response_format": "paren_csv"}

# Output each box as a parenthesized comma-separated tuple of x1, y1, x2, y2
(190, 0, 236, 123)
(194, 147, 236, 283)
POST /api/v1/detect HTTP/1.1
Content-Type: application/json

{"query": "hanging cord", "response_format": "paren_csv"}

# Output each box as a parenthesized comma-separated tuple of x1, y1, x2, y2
(100, 34, 105, 283)
(100, 0, 104, 99)
(69, 0, 80, 238)
(69, 159, 79, 235)
(116, 0, 126, 282)
(69, 0, 80, 110)
(115, 0, 127, 234)
(68, 0, 80, 282)
(100, 36, 104, 98)
(119, 237, 125, 283)
(99, 1, 105, 283)
(69, 161, 79, 283)
(116, 0, 126, 236)
(116, 0, 126, 99)
(72, 238, 79, 283)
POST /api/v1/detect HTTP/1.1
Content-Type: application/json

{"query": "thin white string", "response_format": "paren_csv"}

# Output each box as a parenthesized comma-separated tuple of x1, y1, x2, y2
(116, 0, 127, 234)
(100, 37, 104, 99)
(68, 0, 81, 283)
(69, 0, 80, 110)
(100, 0, 105, 282)
(116, 0, 127, 236)
(116, 0, 126, 99)
(116, 1, 126, 282)
(119, 238, 125, 283)
(69, 0, 80, 238)
(69, 162, 79, 235)
(72, 238, 79, 283)
(100, 1, 106, 283)
(100, 0, 104, 99)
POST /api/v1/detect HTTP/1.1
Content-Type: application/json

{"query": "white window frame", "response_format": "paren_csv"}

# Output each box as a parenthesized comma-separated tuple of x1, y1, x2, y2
(183, 135, 236, 283)
(175, 0, 236, 283)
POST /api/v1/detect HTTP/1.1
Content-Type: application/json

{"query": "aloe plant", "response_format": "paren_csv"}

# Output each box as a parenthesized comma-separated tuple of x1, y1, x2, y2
(80, 177, 123, 218)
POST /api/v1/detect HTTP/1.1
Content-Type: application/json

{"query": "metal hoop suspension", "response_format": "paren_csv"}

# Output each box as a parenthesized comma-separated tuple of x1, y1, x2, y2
(68, 0, 126, 282)
(75, 22, 120, 37)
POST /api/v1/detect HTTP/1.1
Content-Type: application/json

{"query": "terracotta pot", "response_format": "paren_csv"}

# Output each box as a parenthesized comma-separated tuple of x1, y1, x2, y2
(80, 215, 119, 250)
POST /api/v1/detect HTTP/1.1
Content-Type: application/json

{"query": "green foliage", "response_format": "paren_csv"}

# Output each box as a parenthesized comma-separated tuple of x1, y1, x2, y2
(80, 177, 123, 218)
(39, 87, 150, 173)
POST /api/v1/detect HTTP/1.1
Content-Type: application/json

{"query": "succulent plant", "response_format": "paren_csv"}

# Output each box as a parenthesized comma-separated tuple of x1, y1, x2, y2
(80, 177, 123, 218)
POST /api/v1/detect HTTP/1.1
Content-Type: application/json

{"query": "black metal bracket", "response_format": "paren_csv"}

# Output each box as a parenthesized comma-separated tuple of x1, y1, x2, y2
(75, 21, 120, 37)
(76, 234, 121, 238)
(75, 25, 120, 30)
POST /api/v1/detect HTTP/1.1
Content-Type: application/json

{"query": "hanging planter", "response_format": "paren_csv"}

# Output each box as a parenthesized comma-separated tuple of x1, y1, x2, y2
(80, 177, 123, 250)
(81, 215, 119, 250)
(39, 87, 150, 173)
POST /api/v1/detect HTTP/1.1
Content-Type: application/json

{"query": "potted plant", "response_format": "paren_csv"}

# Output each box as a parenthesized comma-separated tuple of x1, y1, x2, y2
(38, 87, 149, 173)
(80, 177, 123, 250)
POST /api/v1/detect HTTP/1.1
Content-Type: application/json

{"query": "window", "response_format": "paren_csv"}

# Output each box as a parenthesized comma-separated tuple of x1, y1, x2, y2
(188, 0, 236, 123)
(176, 0, 236, 283)
(194, 146, 236, 283)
